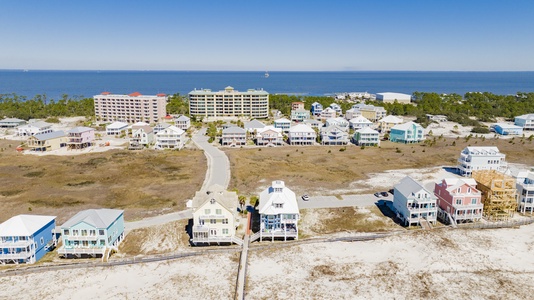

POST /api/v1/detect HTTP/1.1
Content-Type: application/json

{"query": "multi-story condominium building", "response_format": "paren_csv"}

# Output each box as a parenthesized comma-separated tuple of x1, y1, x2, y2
(393, 176, 437, 227)
(0, 215, 56, 264)
(190, 185, 240, 245)
(58, 209, 124, 258)
(221, 126, 247, 146)
(17, 121, 52, 136)
(290, 109, 310, 122)
(458, 146, 507, 177)
(67, 127, 94, 150)
(94, 92, 167, 124)
(310, 102, 323, 116)
(106, 121, 129, 136)
(129, 126, 154, 150)
(174, 115, 191, 131)
(514, 113, 534, 130)
(320, 107, 337, 120)
(320, 125, 349, 145)
(493, 123, 523, 135)
(27, 131, 67, 152)
(389, 122, 424, 144)
(256, 126, 284, 146)
(0, 118, 26, 128)
(378, 115, 403, 133)
(288, 124, 316, 145)
(329, 103, 342, 115)
(353, 127, 380, 146)
(376, 92, 411, 104)
(291, 102, 305, 111)
(349, 116, 373, 130)
(515, 170, 534, 215)
(155, 125, 186, 150)
(274, 118, 291, 132)
(352, 104, 387, 122)
(188, 86, 269, 119)
(258, 180, 300, 241)
(434, 178, 483, 224)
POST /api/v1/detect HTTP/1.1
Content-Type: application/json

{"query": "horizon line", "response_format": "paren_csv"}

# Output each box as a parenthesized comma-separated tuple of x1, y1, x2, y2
(2, 69, 534, 73)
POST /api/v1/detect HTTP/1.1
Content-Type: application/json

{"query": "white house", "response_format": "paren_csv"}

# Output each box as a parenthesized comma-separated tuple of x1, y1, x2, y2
(353, 127, 380, 146)
(320, 125, 349, 145)
(288, 124, 316, 145)
(303, 119, 322, 130)
(344, 108, 362, 120)
(174, 115, 191, 131)
(320, 107, 337, 120)
(515, 170, 534, 215)
(329, 103, 342, 115)
(274, 118, 292, 132)
(17, 121, 53, 136)
(256, 126, 284, 146)
(106, 121, 129, 136)
(393, 176, 438, 227)
(258, 180, 300, 241)
(458, 146, 507, 177)
(349, 116, 373, 130)
(378, 115, 403, 133)
(376, 92, 411, 104)
(244, 119, 266, 133)
(290, 109, 311, 122)
(221, 126, 247, 146)
(190, 185, 240, 245)
(155, 125, 186, 150)
(514, 114, 534, 131)
(129, 126, 154, 150)
(325, 117, 349, 131)
(0, 118, 26, 128)
(153, 122, 172, 135)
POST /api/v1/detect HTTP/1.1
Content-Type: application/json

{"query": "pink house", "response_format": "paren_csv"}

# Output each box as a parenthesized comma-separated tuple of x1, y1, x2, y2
(434, 178, 483, 224)
(67, 127, 95, 150)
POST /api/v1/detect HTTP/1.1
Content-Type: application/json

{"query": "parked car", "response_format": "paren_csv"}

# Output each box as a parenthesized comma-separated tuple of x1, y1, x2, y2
(301, 194, 310, 201)
(381, 192, 389, 197)
(373, 192, 381, 197)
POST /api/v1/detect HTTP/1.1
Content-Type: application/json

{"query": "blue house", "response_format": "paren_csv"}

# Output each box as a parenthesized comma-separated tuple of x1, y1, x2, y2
(58, 209, 124, 258)
(0, 215, 56, 264)
(310, 102, 323, 116)
(390, 121, 425, 143)
(493, 123, 523, 136)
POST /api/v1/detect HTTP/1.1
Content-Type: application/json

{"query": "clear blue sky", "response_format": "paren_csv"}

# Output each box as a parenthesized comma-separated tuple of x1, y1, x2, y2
(1, 0, 533, 71)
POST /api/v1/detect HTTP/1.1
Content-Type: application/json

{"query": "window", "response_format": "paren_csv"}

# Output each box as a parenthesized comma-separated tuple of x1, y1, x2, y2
(40, 237, 44, 245)
(204, 209, 211, 215)
(216, 209, 222, 215)
(100, 240, 105, 246)
(89, 230, 96, 236)
(223, 219, 228, 224)
(210, 219, 216, 224)
(99, 230, 105, 236)
(81, 230, 87, 236)
(471, 198, 477, 204)
(222, 229, 229, 235)
(275, 203, 283, 208)
(456, 199, 462, 205)
(73, 230, 79, 236)
(63, 229, 69, 236)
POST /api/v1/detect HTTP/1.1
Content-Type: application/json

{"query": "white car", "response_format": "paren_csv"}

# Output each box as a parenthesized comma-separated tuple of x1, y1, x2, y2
(301, 194, 310, 201)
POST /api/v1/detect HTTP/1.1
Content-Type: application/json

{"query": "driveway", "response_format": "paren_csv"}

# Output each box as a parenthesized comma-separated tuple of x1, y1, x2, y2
(192, 128, 231, 190)
(298, 193, 394, 209)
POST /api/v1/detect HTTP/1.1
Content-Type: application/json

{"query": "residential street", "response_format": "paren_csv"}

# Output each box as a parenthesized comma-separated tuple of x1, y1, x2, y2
(192, 128, 231, 190)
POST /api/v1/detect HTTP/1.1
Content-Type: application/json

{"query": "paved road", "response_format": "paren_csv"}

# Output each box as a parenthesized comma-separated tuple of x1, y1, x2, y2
(298, 193, 394, 209)
(192, 128, 231, 190)
(125, 209, 193, 232)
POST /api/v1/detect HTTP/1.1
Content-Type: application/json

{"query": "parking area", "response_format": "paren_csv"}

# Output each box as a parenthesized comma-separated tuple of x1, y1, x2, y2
(298, 192, 393, 209)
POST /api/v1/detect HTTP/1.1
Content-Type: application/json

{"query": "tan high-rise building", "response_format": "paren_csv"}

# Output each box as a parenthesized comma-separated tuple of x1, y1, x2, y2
(93, 92, 167, 124)
(188, 86, 269, 119)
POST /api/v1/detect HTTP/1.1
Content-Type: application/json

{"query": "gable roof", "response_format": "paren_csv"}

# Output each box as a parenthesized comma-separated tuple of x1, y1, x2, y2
(356, 127, 379, 134)
(516, 114, 534, 120)
(68, 126, 94, 134)
(155, 122, 171, 129)
(244, 119, 266, 129)
(380, 115, 403, 123)
(19, 121, 51, 129)
(157, 125, 184, 135)
(106, 121, 129, 129)
(349, 116, 372, 124)
(132, 121, 149, 128)
(442, 178, 478, 192)
(274, 118, 291, 123)
(0, 215, 56, 236)
(31, 130, 66, 141)
(175, 115, 190, 122)
(289, 123, 315, 133)
(133, 125, 153, 134)
(494, 123, 522, 129)
(61, 209, 123, 229)
(395, 176, 433, 199)
(191, 185, 237, 212)
(0, 118, 25, 123)
(258, 181, 299, 215)
(223, 126, 246, 134)
(391, 121, 421, 131)
(258, 125, 282, 134)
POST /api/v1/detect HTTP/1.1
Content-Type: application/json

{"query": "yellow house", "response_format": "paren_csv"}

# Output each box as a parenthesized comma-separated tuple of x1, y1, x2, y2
(378, 115, 404, 133)
(27, 131, 67, 152)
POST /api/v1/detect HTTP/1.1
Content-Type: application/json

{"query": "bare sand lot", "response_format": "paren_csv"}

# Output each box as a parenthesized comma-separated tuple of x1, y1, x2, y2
(0, 139, 206, 223)
(0, 252, 238, 300)
(246, 224, 534, 300)
(225, 136, 534, 196)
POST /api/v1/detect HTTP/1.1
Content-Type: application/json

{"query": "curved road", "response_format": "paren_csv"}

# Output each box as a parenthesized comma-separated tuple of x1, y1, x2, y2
(125, 128, 231, 231)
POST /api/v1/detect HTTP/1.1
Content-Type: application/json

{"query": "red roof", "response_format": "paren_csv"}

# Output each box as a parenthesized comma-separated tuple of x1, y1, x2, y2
(164, 115, 173, 119)
(157, 93, 166, 97)
(129, 92, 142, 97)
(101, 92, 111, 95)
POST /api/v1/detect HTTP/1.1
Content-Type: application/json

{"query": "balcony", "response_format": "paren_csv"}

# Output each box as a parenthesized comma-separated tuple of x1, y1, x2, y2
(58, 246, 105, 255)
(65, 235, 99, 241)
(0, 239, 33, 248)
(0, 251, 32, 260)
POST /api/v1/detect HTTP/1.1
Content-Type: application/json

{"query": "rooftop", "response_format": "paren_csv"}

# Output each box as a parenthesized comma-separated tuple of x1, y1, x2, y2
(0, 215, 56, 236)
(61, 209, 123, 229)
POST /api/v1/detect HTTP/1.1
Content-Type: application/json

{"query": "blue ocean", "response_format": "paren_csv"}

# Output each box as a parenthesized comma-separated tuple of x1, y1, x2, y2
(1, 70, 534, 100)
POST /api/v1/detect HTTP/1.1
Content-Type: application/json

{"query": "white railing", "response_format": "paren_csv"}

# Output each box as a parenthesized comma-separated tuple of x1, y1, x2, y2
(0, 252, 31, 259)
(65, 235, 99, 241)
(58, 247, 106, 255)
(0, 240, 33, 248)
